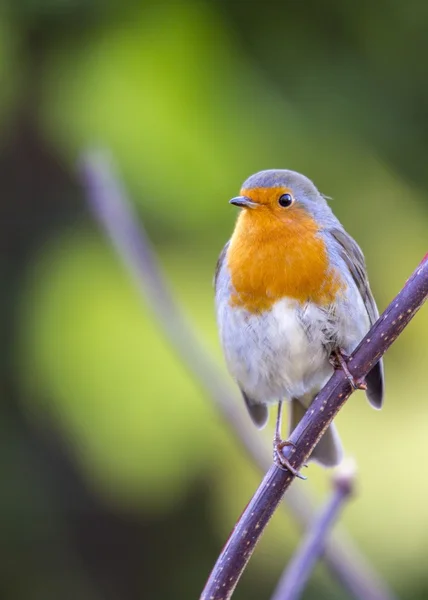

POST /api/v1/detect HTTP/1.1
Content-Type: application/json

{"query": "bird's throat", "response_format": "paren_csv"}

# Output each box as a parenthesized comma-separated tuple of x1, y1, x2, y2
(227, 209, 343, 313)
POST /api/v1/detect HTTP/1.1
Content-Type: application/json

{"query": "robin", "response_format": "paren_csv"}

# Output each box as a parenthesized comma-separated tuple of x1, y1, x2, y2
(215, 170, 384, 472)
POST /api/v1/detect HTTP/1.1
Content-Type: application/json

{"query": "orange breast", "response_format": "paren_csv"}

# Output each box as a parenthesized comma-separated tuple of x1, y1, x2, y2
(227, 205, 344, 313)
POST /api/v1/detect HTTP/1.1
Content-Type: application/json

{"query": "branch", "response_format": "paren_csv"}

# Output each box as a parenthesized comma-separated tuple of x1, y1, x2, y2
(271, 459, 356, 600)
(79, 151, 398, 600)
(200, 255, 427, 600)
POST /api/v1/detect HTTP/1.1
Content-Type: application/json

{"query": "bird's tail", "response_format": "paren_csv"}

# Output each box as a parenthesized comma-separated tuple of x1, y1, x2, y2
(289, 398, 343, 467)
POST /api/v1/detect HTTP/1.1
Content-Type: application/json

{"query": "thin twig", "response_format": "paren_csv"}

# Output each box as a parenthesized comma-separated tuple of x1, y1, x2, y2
(271, 459, 357, 600)
(200, 255, 427, 600)
(79, 151, 398, 600)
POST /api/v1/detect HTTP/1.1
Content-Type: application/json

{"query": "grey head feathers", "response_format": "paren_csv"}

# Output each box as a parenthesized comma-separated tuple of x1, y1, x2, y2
(241, 169, 328, 206)
(241, 169, 339, 229)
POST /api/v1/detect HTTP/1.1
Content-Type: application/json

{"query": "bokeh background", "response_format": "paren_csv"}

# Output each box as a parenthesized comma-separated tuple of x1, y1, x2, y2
(1, 0, 428, 598)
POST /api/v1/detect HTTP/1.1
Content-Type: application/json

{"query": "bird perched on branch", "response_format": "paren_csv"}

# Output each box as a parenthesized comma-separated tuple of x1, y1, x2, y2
(215, 170, 384, 472)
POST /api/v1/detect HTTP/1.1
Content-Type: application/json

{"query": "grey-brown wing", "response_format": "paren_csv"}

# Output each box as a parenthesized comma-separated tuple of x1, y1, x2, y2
(214, 242, 269, 427)
(241, 390, 269, 429)
(214, 241, 229, 288)
(330, 228, 384, 408)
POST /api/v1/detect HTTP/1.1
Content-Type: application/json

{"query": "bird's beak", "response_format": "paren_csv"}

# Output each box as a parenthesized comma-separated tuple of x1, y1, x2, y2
(229, 196, 258, 209)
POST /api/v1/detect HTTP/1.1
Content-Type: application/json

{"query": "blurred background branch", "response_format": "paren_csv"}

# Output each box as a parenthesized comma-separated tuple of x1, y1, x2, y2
(271, 459, 358, 600)
(271, 460, 357, 600)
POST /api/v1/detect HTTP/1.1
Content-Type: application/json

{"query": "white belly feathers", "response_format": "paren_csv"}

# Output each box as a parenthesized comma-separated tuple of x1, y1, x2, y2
(218, 297, 334, 404)
(216, 279, 370, 407)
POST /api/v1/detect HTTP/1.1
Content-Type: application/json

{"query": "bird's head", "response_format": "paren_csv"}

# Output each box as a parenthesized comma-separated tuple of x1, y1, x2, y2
(230, 169, 333, 229)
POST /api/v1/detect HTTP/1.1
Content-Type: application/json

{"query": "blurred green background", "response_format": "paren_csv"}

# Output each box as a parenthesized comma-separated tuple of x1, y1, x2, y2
(1, 0, 427, 598)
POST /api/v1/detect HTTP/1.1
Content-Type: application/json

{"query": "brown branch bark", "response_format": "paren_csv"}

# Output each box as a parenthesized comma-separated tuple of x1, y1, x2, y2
(201, 255, 428, 600)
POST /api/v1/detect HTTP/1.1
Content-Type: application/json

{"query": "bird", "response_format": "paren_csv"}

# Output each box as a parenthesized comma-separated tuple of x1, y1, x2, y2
(214, 169, 384, 472)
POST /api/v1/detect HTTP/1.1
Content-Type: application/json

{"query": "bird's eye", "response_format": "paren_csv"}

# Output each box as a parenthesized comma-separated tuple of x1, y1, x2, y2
(278, 193, 294, 208)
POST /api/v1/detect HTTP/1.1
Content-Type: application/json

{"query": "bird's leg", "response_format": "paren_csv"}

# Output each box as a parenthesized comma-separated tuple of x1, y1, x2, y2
(273, 401, 307, 480)
(330, 348, 367, 391)
(274, 400, 285, 445)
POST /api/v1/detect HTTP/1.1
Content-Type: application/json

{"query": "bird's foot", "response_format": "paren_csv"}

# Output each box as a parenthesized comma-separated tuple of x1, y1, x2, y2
(330, 349, 367, 391)
(273, 437, 307, 480)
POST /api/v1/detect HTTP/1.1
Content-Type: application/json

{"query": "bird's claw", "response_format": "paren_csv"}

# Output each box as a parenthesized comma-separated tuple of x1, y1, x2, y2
(330, 349, 367, 391)
(273, 438, 307, 480)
